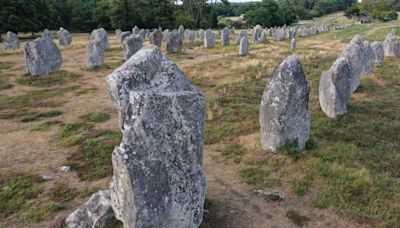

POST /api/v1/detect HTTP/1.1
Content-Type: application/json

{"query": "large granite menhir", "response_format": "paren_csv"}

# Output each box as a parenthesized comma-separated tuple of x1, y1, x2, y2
(58, 27, 72, 47)
(86, 39, 105, 68)
(24, 37, 62, 76)
(91, 28, 110, 50)
(260, 55, 311, 152)
(106, 47, 206, 228)
(319, 57, 352, 118)
(3, 31, 19, 51)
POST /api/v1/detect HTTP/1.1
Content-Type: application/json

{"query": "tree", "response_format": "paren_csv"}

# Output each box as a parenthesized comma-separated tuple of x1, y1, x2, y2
(245, 0, 284, 27)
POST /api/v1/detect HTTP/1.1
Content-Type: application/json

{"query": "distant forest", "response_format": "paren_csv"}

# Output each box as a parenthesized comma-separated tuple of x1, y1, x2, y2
(0, 0, 395, 33)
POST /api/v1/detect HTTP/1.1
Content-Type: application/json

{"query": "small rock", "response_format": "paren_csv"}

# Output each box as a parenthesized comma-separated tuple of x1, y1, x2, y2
(57, 166, 71, 173)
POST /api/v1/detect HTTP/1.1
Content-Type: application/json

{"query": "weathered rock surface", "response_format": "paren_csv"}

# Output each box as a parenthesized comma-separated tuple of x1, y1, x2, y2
(58, 27, 72, 47)
(119, 31, 132, 44)
(340, 35, 367, 93)
(132, 26, 140, 35)
(204, 30, 215, 48)
(383, 28, 400, 57)
(371, 41, 384, 67)
(106, 47, 206, 228)
(319, 57, 352, 118)
(239, 36, 249, 56)
(3, 31, 19, 51)
(236, 30, 247, 45)
(149, 29, 163, 48)
(90, 28, 110, 50)
(260, 55, 311, 152)
(166, 30, 181, 53)
(65, 190, 115, 228)
(221, 27, 230, 46)
(252, 25, 263, 43)
(122, 34, 143, 60)
(86, 39, 105, 68)
(24, 37, 63, 76)
(363, 41, 375, 74)
(42, 29, 53, 40)
(291, 38, 296, 49)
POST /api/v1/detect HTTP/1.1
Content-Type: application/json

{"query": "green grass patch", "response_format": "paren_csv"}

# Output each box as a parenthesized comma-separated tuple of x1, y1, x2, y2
(0, 173, 42, 219)
(49, 186, 77, 203)
(221, 143, 246, 163)
(66, 130, 122, 181)
(239, 163, 282, 188)
(0, 78, 13, 90)
(46, 202, 65, 212)
(0, 61, 13, 70)
(21, 109, 63, 122)
(81, 111, 110, 123)
(0, 86, 77, 110)
(59, 122, 94, 138)
(31, 120, 62, 132)
(16, 71, 82, 87)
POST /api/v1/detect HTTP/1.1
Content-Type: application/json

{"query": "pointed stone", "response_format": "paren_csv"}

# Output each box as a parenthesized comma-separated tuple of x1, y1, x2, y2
(260, 55, 311, 152)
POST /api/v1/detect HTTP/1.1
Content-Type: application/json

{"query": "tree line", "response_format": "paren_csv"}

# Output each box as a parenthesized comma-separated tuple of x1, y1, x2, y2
(0, 0, 394, 34)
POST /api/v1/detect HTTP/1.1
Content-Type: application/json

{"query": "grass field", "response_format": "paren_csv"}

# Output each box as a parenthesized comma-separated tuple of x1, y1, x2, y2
(0, 15, 399, 227)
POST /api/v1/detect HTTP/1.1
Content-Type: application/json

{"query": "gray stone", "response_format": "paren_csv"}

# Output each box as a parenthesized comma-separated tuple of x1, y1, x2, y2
(90, 28, 110, 50)
(239, 36, 249, 56)
(221, 27, 230, 46)
(65, 190, 115, 228)
(58, 27, 72, 47)
(178, 25, 185, 43)
(340, 35, 367, 93)
(119, 31, 132, 44)
(252, 25, 262, 43)
(106, 47, 206, 228)
(3, 31, 19, 51)
(86, 39, 105, 68)
(383, 28, 400, 57)
(291, 38, 296, 49)
(139, 29, 146, 40)
(57, 165, 71, 173)
(363, 41, 375, 75)
(24, 37, 63, 76)
(132, 26, 140, 35)
(319, 57, 352, 118)
(204, 30, 215, 48)
(371, 41, 384, 67)
(259, 31, 267, 43)
(260, 55, 311, 152)
(198, 29, 205, 40)
(188, 31, 195, 44)
(166, 30, 181, 53)
(42, 29, 53, 40)
(115, 29, 122, 39)
(149, 29, 163, 48)
(122, 34, 143, 60)
(236, 30, 247, 45)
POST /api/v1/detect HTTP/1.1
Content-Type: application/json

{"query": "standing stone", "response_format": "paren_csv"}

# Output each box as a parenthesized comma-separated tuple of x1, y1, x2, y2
(91, 28, 110, 50)
(24, 38, 63, 76)
(252, 25, 263, 43)
(139, 29, 146, 40)
(42, 29, 53, 40)
(383, 28, 400, 57)
(260, 55, 311, 152)
(363, 41, 375, 74)
(291, 38, 296, 49)
(149, 29, 163, 48)
(239, 36, 249, 56)
(259, 31, 267, 43)
(166, 31, 181, 53)
(236, 30, 247, 45)
(3, 31, 19, 51)
(198, 29, 205, 41)
(178, 25, 185, 43)
(204, 30, 215, 48)
(58, 27, 72, 47)
(340, 35, 367, 93)
(122, 34, 143, 60)
(119, 31, 132, 44)
(115, 29, 122, 39)
(65, 190, 115, 228)
(106, 47, 206, 228)
(132, 26, 140, 35)
(86, 39, 105, 68)
(371, 41, 384, 67)
(319, 57, 352, 118)
(221, 27, 230, 46)
(188, 31, 196, 44)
